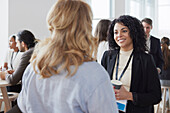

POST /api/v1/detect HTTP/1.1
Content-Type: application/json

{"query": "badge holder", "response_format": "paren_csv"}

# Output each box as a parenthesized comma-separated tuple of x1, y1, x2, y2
(116, 100, 127, 112)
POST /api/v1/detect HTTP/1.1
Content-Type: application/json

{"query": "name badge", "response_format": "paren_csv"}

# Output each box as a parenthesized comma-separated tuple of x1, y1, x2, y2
(116, 100, 127, 112)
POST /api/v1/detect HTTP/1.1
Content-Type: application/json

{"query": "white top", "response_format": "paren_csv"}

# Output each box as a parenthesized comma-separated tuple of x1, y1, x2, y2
(4, 49, 23, 70)
(97, 41, 109, 64)
(18, 61, 118, 113)
(146, 35, 151, 51)
(112, 49, 133, 91)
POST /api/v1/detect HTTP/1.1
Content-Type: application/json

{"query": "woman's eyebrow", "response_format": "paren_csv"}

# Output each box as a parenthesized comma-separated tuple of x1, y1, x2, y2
(121, 27, 127, 30)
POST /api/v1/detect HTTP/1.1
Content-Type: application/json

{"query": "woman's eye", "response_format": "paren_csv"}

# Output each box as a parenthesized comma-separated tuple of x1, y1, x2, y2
(114, 31, 118, 34)
(122, 30, 127, 33)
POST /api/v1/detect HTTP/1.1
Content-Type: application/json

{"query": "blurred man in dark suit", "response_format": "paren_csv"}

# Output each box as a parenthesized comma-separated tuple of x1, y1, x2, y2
(142, 18, 164, 74)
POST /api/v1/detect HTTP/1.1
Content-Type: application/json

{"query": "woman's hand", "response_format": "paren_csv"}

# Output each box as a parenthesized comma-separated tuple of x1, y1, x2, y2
(0, 71, 6, 80)
(7, 70, 14, 74)
(114, 86, 133, 101)
(157, 68, 161, 74)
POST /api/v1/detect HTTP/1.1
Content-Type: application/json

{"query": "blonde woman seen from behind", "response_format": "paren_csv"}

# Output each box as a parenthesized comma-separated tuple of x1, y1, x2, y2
(8, 1, 118, 113)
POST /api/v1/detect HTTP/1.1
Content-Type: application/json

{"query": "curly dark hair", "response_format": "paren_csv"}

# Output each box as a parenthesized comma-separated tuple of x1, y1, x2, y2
(108, 15, 147, 53)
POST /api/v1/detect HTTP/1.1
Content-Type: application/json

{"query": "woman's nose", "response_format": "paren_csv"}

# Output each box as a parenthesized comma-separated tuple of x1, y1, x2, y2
(117, 32, 122, 37)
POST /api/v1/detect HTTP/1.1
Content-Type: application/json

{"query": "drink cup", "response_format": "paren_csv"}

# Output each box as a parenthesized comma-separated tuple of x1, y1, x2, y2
(111, 80, 122, 89)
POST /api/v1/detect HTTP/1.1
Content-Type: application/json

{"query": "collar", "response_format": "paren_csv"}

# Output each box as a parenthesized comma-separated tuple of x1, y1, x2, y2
(146, 35, 151, 41)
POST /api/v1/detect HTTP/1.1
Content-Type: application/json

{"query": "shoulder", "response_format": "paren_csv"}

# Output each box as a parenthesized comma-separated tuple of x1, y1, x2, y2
(22, 48, 34, 58)
(74, 62, 111, 96)
(77, 62, 109, 79)
(150, 35, 160, 42)
(135, 51, 153, 62)
(98, 41, 109, 49)
(25, 48, 34, 54)
(73, 61, 110, 86)
(99, 41, 108, 46)
(23, 63, 34, 77)
(103, 49, 118, 57)
(137, 52, 156, 67)
(102, 49, 118, 64)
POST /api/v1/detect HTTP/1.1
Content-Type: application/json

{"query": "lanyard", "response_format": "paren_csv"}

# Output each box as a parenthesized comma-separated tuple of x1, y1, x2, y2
(115, 51, 134, 81)
(10, 51, 19, 70)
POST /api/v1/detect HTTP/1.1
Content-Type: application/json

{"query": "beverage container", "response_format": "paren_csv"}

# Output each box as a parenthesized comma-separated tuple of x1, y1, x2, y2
(111, 80, 122, 89)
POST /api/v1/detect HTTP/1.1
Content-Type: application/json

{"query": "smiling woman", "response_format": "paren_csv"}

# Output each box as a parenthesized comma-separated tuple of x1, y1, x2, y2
(113, 23, 133, 51)
(101, 15, 161, 113)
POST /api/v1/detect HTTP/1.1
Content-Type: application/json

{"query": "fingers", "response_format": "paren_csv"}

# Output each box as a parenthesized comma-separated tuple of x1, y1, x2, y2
(114, 89, 119, 93)
(7, 70, 14, 74)
(114, 89, 120, 100)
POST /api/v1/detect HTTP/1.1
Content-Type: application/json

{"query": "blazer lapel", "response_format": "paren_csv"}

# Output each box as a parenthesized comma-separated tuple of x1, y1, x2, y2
(130, 53, 141, 91)
(150, 36, 154, 54)
(108, 50, 118, 80)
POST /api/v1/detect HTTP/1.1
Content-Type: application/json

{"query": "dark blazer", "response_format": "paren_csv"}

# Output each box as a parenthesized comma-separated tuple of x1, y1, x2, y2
(101, 49, 161, 113)
(6, 48, 34, 85)
(150, 36, 164, 70)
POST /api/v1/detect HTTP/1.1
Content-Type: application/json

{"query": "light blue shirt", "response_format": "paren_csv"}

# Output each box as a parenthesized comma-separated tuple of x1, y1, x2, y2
(18, 61, 118, 113)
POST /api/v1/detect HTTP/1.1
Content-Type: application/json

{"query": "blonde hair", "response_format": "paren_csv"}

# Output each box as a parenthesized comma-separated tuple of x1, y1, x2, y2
(30, 0, 96, 78)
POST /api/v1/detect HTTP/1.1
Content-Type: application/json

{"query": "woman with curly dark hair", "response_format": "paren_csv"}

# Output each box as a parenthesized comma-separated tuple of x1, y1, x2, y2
(101, 15, 161, 113)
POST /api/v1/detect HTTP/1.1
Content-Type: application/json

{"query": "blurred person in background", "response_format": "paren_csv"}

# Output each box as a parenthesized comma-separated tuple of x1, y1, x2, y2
(159, 37, 170, 107)
(142, 18, 164, 74)
(160, 37, 170, 87)
(94, 19, 111, 64)
(1, 35, 23, 71)
(0, 35, 23, 93)
(0, 30, 37, 93)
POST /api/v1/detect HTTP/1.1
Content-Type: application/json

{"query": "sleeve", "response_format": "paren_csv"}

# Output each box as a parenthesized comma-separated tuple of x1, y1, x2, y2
(132, 55, 162, 106)
(5, 52, 31, 85)
(87, 80, 118, 113)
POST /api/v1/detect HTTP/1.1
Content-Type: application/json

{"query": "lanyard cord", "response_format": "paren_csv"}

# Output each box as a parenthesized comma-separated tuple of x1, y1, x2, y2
(115, 51, 134, 81)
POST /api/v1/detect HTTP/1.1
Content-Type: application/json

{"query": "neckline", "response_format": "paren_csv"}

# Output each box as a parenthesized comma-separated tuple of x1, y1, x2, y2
(120, 49, 133, 55)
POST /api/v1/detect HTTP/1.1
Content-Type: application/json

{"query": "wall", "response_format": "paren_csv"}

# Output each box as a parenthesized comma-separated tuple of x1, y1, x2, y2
(9, 0, 57, 40)
(114, 0, 125, 18)
(0, 0, 8, 65)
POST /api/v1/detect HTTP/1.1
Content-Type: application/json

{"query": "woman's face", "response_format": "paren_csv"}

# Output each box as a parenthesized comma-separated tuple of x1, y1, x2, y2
(9, 37, 17, 49)
(113, 23, 133, 51)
